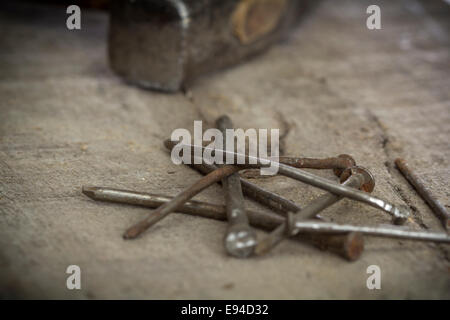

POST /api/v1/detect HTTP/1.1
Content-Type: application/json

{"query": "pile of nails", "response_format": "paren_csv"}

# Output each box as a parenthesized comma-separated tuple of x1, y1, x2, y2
(83, 115, 450, 261)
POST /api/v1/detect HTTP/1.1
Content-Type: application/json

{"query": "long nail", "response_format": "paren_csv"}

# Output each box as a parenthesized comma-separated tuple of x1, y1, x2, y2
(279, 154, 356, 177)
(255, 166, 375, 255)
(216, 115, 257, 258)
(287, 217, 450, 243)
(123, 165, 240, 239)
(83, 186, 364, 260)
(395, 158, 450, 230)
(236, 154, 354, 179)
(164, 139, 300, 215)
(298, 232, 364, 261)
(276, 162, 407, 224)
(166, 141, 410, 224)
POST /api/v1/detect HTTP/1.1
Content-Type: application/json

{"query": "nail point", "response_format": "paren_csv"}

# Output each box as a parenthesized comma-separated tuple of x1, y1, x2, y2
(123, 226, 140, 239)
(82, 185, 99, 198)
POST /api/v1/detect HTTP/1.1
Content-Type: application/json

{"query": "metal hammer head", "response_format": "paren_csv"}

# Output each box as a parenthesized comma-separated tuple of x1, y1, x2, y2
(109, 0, 313, 92)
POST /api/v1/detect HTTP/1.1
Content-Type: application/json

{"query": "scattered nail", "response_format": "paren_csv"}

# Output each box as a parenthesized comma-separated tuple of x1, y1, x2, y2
(216, 115, 257, 258)
(279, 154, 356, 177)
(123, 165, 241, 239)
(164, 139, 300, 215)
(82, 186, 364, 260)
(169, 141, 410, 223)
(255, 166, 375, 256)
(288, 217, 450, 244)
(395, 158, 450, 230)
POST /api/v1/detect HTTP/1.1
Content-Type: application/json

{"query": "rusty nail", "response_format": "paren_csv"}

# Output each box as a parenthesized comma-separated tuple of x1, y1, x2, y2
(238, 154, 355, 179)
(287, 217, 450, 244)
(395, 158, 450, 230)
(298, 232, 364, 261)
(216, 115, 257, 258)
(279, 154, 356, 177)
(123, 165, 240, 239)
(254, 166, 375, 255)
(168, 141, 410, 224)
(82, 186, 364, 260)
(164, 139, 300, 215)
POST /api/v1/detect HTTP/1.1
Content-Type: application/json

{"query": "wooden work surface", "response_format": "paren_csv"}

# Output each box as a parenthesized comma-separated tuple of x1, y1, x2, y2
(0, 0, 449, 298)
